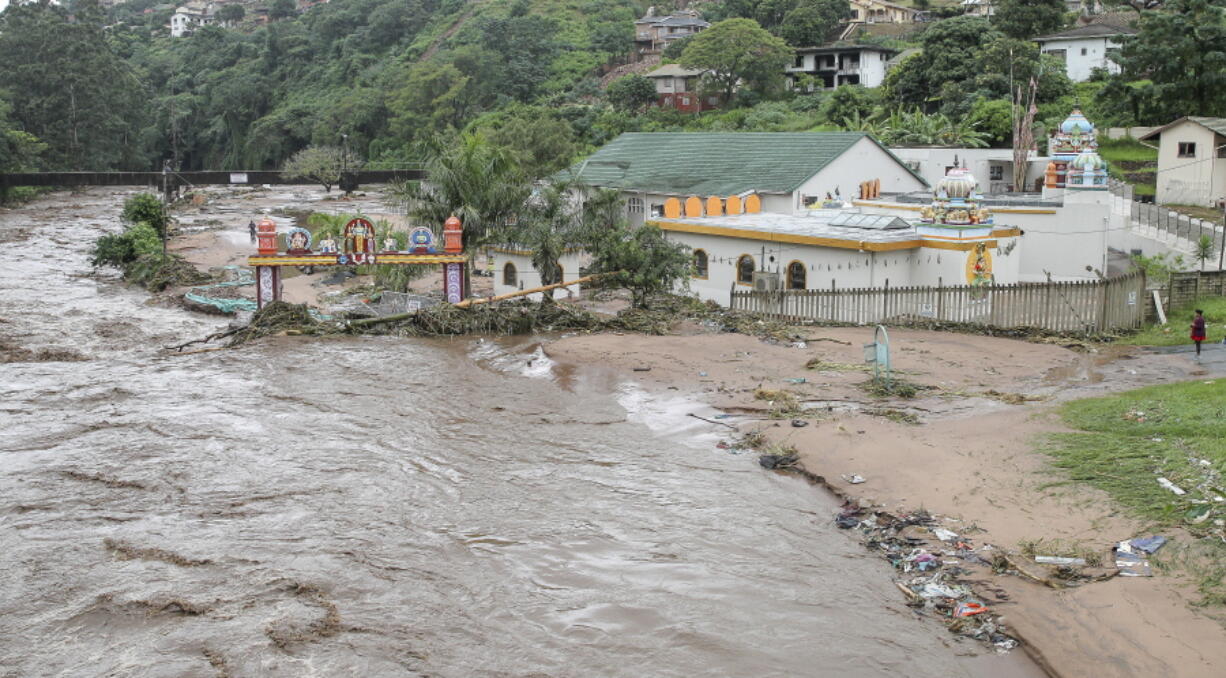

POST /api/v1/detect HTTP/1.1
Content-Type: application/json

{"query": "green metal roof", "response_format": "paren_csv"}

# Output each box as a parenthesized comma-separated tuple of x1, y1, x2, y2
(559, 132, 927, 195)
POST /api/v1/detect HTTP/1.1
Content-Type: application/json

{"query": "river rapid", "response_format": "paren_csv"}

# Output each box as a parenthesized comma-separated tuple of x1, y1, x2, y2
(0, 188, 1043, 677)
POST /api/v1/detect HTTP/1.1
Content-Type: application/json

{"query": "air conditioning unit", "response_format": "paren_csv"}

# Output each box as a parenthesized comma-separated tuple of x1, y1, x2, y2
(753, 272, 780, 292)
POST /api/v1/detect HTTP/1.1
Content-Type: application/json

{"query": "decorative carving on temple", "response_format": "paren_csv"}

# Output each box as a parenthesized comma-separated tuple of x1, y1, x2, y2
(1045, 109, 1107, 190)
(919, 167, 994, 227)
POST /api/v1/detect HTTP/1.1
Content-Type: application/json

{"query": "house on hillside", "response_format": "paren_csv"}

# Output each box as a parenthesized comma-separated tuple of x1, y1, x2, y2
(1034, 24, 1135, 82)
(961, 0, 995, 17)
(634, 8, 709, 60)
(848, 0, 920, 25)
(170, 1, 216, 37)
(786, 44, 896, 89)
(558, 132, 928, 226)
(1139, 117, 1226, 206)
(645, 64, 719, 113)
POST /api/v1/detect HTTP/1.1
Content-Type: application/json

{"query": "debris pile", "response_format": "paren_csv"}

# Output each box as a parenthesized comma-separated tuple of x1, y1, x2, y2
(834, 502, 1019, 652)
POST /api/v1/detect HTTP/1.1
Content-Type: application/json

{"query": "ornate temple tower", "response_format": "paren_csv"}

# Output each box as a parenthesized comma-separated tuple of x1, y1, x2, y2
(1044, 109, 1102, 198)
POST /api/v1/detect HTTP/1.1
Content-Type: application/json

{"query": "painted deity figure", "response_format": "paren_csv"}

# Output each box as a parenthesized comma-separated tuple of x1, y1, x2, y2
(382, 236, 399, 252)
(344, 218, 375, 254)
(318, 236, 338, 254)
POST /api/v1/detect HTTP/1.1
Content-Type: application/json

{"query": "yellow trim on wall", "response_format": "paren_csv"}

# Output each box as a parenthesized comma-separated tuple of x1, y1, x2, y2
(652, 220, 921, 252)
(919, 239, 998, 252)
(851, 199, 1056, 215)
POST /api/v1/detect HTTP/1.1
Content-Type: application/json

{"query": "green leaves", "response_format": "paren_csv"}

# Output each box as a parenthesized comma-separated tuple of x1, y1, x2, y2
(680, 18, 794, 104)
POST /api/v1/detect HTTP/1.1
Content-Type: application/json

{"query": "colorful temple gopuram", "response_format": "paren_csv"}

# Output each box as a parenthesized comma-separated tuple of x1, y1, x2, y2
(919, 166, 993, 227)
(1044, 109, 1109, 194)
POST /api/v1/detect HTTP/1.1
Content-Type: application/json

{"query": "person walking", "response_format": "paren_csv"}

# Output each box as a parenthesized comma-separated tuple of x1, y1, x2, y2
(248, 220, 257, 244)
(1190, 309, 1207, 358)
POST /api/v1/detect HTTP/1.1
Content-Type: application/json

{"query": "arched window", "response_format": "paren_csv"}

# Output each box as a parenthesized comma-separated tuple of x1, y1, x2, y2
(736, 255, 755, 285)
(787, 261, 806, 290)
(693, 249, 708, 279)
(503, 262, 517, 287)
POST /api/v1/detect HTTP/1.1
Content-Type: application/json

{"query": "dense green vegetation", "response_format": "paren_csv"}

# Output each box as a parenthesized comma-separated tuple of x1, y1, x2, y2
(0, 0, 1223, 186)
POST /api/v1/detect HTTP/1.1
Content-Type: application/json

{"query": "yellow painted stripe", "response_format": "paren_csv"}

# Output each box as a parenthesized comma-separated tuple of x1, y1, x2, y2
(652, 220, 921, 252)
(851, 200, 1056, 215)
(919, 239, 997, 252)
(248, 254, 466, 266)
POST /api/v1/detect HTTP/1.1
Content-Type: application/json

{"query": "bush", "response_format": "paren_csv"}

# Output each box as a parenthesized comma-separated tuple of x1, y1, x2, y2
(91, 221, 163, 268)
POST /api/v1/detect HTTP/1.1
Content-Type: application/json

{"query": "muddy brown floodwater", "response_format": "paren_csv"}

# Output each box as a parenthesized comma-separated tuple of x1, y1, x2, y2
(0, 189, 1046, 677)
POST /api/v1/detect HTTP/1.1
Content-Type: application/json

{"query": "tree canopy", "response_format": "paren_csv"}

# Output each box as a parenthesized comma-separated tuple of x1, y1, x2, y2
(680, 18, 794, 104)
(992, 0, 1068, 40)
(1113, 0, 1226, 119)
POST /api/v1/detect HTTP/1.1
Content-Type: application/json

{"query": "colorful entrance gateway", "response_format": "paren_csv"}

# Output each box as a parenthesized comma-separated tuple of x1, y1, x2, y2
(248, 216, 466, 309)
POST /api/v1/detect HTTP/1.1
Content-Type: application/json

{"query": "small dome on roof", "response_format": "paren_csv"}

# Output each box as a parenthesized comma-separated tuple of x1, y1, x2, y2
(1070, 148, 1106, 171)
(1060, 109, 1095, 135)
(937, 167, 977, 199)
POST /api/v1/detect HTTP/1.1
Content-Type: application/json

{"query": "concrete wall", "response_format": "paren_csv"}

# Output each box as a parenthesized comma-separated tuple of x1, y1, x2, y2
(663, 226, 1022, 306)
(798, 137, 928, 210)
(491, 251, 586, 301)
(1154, 120, 1222, 206)
(890, 147, 1048, 194)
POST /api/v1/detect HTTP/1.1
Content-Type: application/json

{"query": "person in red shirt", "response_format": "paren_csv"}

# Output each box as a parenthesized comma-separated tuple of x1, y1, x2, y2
(1190, 309, 1207, 358)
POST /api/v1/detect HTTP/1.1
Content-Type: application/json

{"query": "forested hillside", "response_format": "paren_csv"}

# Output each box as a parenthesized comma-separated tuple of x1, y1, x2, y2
(2, 0, 1225, 183)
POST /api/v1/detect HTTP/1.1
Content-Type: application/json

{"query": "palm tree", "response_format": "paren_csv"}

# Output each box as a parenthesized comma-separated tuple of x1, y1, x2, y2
(388, 133, 530, 251)
(388, 133, 530, 297)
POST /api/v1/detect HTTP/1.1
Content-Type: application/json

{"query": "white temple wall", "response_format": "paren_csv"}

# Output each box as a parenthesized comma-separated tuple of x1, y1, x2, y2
(1015, 192, 1111, 281)
(491, 251, 586, 301)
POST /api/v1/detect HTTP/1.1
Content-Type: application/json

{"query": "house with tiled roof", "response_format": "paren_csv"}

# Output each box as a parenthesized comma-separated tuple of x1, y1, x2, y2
(1034, 23, 1136, 82)
(1139, 117, 1226, 206)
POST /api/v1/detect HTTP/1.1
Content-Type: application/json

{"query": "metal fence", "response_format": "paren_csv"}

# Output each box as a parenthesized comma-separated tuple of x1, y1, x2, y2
(1110, 180, 1226, 266)
(730, 272, 1147, 334)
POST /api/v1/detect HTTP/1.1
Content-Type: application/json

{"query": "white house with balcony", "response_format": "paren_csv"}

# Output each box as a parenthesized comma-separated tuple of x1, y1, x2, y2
(633, 8, 709, 59)
(1034, 23, 1135, 82)
(170, 1, 216, 37)
(787, 45, 895, 90)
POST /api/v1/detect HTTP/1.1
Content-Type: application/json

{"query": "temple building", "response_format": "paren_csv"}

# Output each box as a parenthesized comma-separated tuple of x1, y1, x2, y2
(649, 167, 1021, 304)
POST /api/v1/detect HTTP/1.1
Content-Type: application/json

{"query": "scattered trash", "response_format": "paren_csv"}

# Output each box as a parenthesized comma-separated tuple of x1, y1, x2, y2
(841, 473, 866, 485)
(931, 527, 958, 542)
(698, 371, 708, 377)
(758, 454, 798, 470)
(1114, 551, 1151, 577)
(1035, 556, 1086, 566)
(954, 601, 989, 617)
(1122, 409, 1146, 422)
(1122, 535, 1167, 554)
(785, 377, 807, 384)
(632, 366, 652, 372)
(1113, 536, 1166, 577)
(1186, 505, 1212, 524)
(712, 413, 732, 419)
(716, 441, 730, 449)
(790, 341, 807, 349)
(1157, 477, 1186, 495)
(791, 419, 809, 428)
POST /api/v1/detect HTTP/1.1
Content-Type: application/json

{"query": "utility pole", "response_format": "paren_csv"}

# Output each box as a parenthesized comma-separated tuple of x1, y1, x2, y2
(1218, 198, 1226, 271)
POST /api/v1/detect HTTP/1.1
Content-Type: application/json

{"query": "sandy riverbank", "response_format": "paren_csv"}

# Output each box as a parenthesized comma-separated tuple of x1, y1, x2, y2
(545, 329, 1226, 678)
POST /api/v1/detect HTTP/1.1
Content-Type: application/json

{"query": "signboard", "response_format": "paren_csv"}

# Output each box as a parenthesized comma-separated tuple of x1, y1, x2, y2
(230, 172, 248, 184)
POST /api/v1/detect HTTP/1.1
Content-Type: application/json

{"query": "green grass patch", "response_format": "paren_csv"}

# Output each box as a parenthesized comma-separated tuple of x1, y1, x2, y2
(1120, 296, 1226, 346)
(1045, 379, 1226, 527)
(1098, 137, 1159, 164)
(1045, 379, 1226, 608)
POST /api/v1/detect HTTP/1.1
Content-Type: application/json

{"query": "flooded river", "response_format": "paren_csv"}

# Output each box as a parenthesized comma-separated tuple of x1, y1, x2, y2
(0, 189, 1044, 677)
